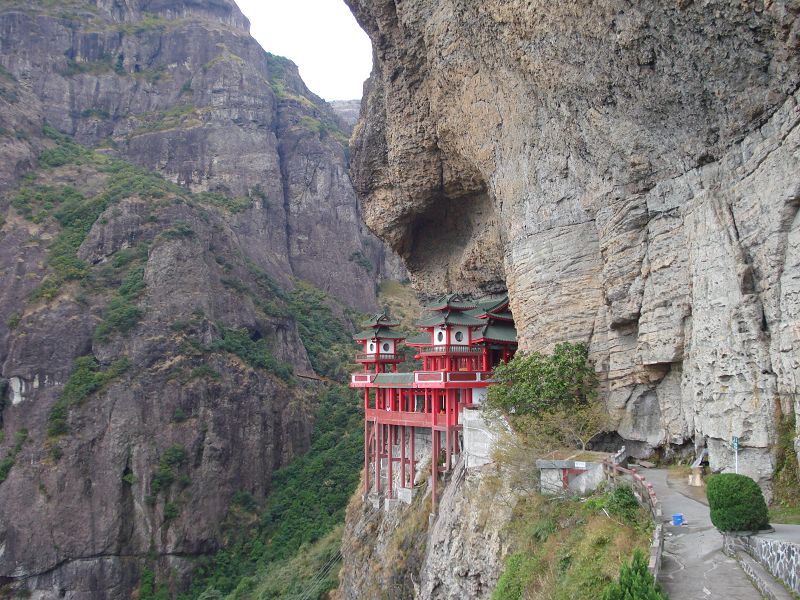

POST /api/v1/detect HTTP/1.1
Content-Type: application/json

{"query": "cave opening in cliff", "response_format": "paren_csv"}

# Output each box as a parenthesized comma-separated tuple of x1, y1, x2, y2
(405, 189, 507, 297)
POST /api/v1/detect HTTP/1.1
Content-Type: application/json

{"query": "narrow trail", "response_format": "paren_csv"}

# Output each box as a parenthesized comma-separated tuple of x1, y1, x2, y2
(643, 468, 762, 599)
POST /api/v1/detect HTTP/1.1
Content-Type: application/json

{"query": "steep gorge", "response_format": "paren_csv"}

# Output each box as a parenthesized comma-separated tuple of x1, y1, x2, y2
(345, 0, 800, 483)
(0, 1, 400, 597)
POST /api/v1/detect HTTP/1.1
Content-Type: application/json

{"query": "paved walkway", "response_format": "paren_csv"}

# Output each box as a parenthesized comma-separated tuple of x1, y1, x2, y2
(642, 468, 762, 599)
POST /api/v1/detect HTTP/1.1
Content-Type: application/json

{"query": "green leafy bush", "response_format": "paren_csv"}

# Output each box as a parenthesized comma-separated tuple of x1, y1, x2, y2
(487, 342, 598, 415)
(606, 484, 640, 521)
(0, 457, 15, 484)
(603, 549, 667, 600)
(707, 473, 769, 532)
(0, 428, 28, 485)
(151, 445, 188, 494)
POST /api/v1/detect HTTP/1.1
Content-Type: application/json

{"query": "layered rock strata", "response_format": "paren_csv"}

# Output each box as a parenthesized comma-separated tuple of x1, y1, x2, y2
(345, 0, 800, 481)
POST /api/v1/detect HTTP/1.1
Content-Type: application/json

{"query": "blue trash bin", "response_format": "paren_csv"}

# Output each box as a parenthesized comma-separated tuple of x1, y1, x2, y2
(672, 513, 684, 526)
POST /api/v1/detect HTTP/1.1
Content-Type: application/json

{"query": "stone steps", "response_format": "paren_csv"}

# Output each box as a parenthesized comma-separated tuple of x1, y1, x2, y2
(730, 549, 797, 600)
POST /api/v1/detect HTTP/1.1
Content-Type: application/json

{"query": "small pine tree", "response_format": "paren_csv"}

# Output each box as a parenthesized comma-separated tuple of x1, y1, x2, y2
(603, 549, 668, 600)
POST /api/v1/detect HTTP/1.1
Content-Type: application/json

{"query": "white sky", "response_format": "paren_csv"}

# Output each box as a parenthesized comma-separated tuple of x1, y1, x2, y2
(236, 0, 373, 101)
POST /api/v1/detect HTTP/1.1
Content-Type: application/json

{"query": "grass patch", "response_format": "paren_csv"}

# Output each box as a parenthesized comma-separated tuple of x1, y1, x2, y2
(298, 115, 350, 147)
(492, 486, 653, 600)
(195, 191, 252, 213)
(47, 356, 129, 437)
(58, 54, 114, 77)
(116, 13, 172, 35)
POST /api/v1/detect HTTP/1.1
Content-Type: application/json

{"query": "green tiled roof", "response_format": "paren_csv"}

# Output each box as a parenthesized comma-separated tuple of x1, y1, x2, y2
(488, 310, 514, 321)
(353, 326, 407, 341)
(423, 293, 477, 311)
(475, 323, 517, 343)
(362, 310, 400, 328)
(373, 372, 415, 386)
(405, 332, 431, 346)
(478, 296, 509, 313)
(416, 310, 485, 328)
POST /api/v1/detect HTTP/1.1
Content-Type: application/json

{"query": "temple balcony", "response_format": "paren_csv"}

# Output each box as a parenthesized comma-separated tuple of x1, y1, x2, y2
(413, 371, 494, 387)
(418, 344, 483, 356)
(355, 352, 405, 364)
(351, 373, 376, 387)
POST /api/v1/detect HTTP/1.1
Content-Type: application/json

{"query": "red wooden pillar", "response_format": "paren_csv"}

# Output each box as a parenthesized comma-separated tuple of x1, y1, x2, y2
(445, 389, 452, 471)
(375, 422, 382, 494)
(388, 424, 393, 498)
(364, 419, 370, 496)
(410, 426, 415, 487)
(400, 425, 406, 488)
(431, 429, 439, 512)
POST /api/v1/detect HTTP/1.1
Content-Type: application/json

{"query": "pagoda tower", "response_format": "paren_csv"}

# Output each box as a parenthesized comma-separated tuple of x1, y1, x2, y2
(351, 295, 518, 512)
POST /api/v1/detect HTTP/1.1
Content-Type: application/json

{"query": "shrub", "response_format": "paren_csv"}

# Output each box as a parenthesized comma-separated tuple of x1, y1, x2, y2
(606, 484, 640, 521)
(0, 457, 14, 484)
(488, 342, 598, 415)
(707, 473, 769, 532)
(164, 501, 180, 521)
(151, 445, 188, 495)
(603, 549, 666, 600)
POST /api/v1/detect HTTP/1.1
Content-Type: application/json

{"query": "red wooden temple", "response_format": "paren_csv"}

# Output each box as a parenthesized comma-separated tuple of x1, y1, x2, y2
(350, 294, 517, 511)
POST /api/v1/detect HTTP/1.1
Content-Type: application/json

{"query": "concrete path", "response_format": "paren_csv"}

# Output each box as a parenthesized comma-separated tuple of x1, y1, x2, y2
(643, 468, 763, 599)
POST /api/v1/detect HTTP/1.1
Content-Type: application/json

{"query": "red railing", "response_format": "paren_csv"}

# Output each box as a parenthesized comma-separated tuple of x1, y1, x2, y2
(350, 373, 375, 385)
(355, 353, 404, 362)
(418, 345, 483, 355)
(602, 452, 664, 578)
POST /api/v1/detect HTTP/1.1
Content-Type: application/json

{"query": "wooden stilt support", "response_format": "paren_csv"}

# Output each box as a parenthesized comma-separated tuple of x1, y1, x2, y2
(410, 426, 415, 487)
(432, 429, 439, 512)
(376, 422, 382, 494)
(388, 424, 393, 498)
(401, 425, 407, 488)
(364, 421, 369, 494)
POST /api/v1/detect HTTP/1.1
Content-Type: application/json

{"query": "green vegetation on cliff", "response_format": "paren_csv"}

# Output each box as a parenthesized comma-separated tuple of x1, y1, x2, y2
(492, 485, 654, 600)
(181, 383, 363, 599)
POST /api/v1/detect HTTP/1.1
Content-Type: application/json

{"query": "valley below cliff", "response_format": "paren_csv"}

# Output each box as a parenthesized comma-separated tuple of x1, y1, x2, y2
(0, 1, 403, 597)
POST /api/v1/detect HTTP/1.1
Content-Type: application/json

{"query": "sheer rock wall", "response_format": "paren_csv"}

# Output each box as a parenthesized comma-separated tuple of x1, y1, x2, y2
(344, 0, 800, 480)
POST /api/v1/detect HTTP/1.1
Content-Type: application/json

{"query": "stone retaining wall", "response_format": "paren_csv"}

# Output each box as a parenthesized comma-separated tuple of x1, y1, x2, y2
(723, 533, 800, 595)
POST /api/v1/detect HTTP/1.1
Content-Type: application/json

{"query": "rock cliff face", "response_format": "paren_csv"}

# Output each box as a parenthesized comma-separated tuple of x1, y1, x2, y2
(345, 0, 800, 482)
(0, 1, 402, 597)
(1, 0, 396, 311)
(336, 464, 512, 600)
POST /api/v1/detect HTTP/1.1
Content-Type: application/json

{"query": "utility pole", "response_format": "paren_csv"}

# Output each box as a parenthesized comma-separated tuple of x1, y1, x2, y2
(731, 436, 739, 474)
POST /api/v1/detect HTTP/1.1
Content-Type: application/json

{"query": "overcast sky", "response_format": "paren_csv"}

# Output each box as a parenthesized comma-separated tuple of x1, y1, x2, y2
(236, 0, 373, 101)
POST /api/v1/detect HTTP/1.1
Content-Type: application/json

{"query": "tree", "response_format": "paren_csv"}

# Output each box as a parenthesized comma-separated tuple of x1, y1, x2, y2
(485, 342, 608, 450)
(603, 549, 668, 600)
